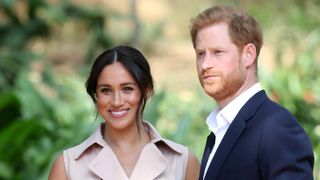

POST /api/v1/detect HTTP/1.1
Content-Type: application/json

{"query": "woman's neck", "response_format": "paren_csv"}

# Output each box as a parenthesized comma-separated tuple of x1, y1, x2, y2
(103, 122, 150, 150)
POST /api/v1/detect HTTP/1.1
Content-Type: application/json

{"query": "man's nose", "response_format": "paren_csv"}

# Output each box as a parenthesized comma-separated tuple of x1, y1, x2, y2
(201, 53, 214, 70)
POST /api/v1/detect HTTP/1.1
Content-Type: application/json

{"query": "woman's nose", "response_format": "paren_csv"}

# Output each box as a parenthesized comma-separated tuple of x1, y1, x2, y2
(112, 91, 124, 107)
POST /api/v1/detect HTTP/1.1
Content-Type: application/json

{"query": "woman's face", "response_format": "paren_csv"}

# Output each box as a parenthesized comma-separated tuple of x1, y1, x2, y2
(96, 62, 141, 131)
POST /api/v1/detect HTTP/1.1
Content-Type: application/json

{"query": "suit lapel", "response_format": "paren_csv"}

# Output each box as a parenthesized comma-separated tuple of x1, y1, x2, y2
(204, 91, 268, 180)
(204, 117, 246, 180)
(199, 132, 215, 180)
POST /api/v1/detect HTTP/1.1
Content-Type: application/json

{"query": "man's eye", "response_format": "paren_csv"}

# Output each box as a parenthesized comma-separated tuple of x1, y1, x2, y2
(215, 50, 223, 55)
(197, 51, 205, 57)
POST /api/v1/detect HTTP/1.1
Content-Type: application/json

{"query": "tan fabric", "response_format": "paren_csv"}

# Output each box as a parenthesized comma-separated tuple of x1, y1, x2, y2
(63, 122, 189, 180)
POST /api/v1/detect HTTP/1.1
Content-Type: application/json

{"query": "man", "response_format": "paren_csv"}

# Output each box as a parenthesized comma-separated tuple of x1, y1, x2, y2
(190, 6, 314, 180)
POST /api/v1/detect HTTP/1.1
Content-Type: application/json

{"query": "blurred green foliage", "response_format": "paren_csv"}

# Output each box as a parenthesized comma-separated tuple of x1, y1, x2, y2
(0, 0, 113, 90)
(0, 0, 319, 179)
(0, 0, 111, 179)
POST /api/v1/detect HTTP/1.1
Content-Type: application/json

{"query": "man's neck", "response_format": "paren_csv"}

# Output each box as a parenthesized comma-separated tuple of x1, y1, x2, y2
(217, 80, 258, 109)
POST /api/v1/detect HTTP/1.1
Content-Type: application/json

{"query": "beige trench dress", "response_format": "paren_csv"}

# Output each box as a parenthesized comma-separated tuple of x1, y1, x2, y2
(63, 122, 189, 180)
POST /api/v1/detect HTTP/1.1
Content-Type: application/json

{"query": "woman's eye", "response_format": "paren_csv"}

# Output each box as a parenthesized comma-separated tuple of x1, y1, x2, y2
(123, 86, 134, 93)
(101, 88, 111, 94)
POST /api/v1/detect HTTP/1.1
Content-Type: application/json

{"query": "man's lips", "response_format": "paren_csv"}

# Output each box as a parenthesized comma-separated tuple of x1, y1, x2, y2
(202, 74, 220, 81)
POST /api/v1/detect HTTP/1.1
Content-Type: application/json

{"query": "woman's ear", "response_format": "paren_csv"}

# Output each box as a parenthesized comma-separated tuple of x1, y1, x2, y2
(146, 87, 154, 98)
(243, 43, 257, 67)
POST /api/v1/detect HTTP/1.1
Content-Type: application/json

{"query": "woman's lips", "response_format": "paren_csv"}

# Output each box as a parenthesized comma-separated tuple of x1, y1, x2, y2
(109, 109, 129, 118)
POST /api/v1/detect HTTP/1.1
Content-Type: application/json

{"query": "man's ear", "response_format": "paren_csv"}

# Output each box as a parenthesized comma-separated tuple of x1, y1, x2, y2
(243, 43, 257, 67)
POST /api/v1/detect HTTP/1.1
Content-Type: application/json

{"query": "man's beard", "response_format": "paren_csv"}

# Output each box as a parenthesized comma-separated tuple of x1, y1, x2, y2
(201, 64, 246, 102)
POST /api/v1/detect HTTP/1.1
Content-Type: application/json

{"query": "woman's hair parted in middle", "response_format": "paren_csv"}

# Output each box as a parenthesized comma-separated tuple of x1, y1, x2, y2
(85, 45, 154, 122)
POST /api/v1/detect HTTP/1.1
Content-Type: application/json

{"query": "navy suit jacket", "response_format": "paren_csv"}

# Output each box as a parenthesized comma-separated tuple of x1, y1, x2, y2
(200, 90, 314, 180)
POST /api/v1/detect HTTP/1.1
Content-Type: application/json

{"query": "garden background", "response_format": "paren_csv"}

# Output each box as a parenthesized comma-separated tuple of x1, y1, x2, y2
(0, 0, 319, 179)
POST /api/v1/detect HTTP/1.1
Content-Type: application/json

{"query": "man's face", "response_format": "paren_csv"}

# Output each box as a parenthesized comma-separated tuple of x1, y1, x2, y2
(195, 22, 247, 103)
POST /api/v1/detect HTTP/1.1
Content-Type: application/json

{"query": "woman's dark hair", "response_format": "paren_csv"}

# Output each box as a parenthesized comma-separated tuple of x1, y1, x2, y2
(86, 46, 154, 125)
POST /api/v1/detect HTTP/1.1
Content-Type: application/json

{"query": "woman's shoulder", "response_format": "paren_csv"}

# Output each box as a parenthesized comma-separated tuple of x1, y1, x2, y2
(144, 121, 188, 155)
(159, 137, 189, 154)
(64, 124, 105, 160)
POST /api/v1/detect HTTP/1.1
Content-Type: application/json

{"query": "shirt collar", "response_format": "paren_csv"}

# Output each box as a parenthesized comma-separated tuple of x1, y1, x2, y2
(73, 121, 183, 159)
(206, 83, 262, 132)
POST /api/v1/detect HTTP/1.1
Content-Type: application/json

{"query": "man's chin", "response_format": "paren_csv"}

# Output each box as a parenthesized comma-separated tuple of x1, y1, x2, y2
(204, 88, 220, 98)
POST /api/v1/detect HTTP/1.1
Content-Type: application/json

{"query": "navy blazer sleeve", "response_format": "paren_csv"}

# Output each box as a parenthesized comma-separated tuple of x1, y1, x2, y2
(258, 101, 314, 179)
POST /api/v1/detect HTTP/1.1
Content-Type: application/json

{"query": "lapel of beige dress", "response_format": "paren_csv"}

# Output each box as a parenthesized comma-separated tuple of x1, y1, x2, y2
(88, 146, 128, 180)
(129, 143, 169, 180)
(87, 142, 169, 180)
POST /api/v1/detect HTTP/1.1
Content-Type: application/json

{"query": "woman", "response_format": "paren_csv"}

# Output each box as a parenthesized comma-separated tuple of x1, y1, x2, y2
(49, 46, 200, 180)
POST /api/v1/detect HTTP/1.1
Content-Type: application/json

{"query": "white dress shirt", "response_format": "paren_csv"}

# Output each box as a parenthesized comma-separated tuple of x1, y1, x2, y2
(203, 83, 263, 178)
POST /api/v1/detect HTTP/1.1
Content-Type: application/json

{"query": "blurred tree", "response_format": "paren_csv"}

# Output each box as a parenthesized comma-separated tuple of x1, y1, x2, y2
(0, 0, 49, 90)
(128, 0, 140, 46)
